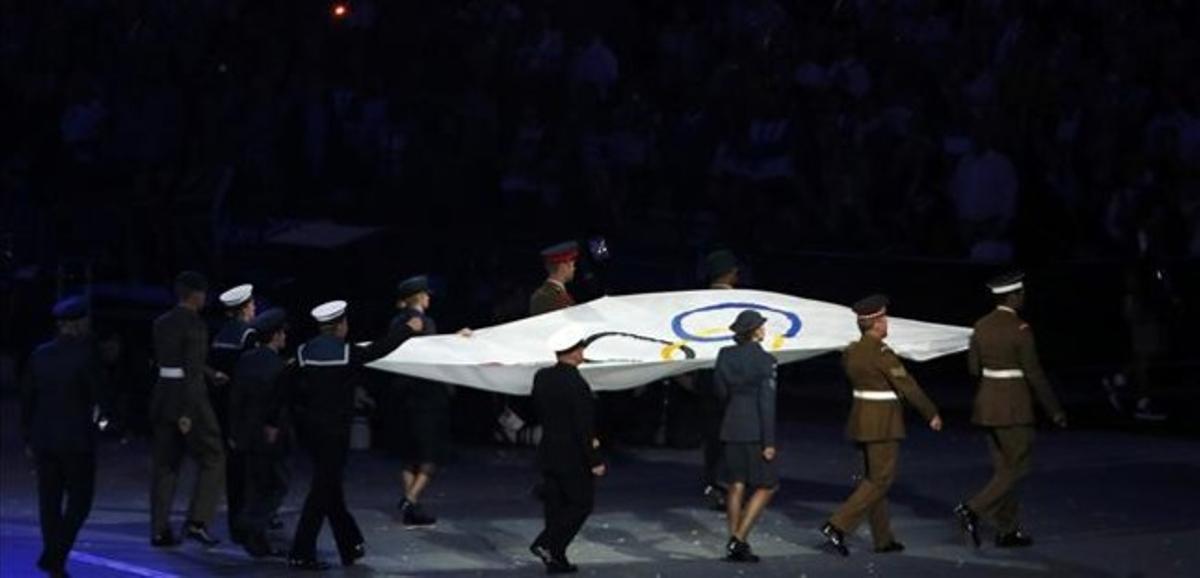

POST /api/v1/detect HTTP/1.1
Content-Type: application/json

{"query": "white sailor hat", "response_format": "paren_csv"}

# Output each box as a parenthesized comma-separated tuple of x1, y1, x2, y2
(987, 271, 1025, 295)
(311, 300, 348, 323)
(219, 284, 254, 308)
(547, 324, 591, 354)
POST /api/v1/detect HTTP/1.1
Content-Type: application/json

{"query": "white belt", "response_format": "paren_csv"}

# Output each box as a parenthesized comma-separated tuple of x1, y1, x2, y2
(158, 367, 185, 379)
(853, 390, 899, 401)
(982, 368, 1025, 379)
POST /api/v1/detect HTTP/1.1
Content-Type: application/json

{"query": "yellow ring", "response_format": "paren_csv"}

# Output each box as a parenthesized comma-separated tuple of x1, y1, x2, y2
(661, 342, 687, 360)
(661, 326, 788, 358)
(770, 334, 786, 351)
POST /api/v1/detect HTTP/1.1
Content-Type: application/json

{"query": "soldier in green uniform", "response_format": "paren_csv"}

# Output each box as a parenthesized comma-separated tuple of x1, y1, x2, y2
(150, 271, 227, 548)
(955, 272, 1067, 549)
(503, 242, 579, 450)
(821, 295, 942, 556)
(529, 241, 579, 316)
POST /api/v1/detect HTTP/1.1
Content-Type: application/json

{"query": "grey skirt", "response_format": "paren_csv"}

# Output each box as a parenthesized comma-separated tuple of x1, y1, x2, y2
(722, 442, 779, 489)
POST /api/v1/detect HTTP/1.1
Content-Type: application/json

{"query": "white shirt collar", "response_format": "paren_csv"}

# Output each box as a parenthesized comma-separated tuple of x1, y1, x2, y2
(996, 305, 1017, 314)
(546, 279, 566, 290)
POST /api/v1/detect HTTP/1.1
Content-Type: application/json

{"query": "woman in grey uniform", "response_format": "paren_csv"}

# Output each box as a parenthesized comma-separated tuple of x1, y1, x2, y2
(714, 310, 779, 563)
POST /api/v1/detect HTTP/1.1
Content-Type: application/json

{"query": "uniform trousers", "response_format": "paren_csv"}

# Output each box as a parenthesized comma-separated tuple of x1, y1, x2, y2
(967, 426, 1034, 534)
(150, 390, 225, 534)
(237, 451, 289, 535)
(225, 447, 245, 538)
(36, 451, 95, 570)
(534, 470, 594, 558)
(829, 441, 899, 548)
(289, 428, 363, 560)
(699, 395, 724, 488)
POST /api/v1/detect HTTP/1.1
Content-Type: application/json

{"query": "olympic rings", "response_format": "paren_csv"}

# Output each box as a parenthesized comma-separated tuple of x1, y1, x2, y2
(670, 302, 802, 343)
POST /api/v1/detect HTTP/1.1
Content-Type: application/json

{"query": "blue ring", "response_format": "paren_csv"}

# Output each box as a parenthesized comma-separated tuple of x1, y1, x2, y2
(671, 302, 803, 343)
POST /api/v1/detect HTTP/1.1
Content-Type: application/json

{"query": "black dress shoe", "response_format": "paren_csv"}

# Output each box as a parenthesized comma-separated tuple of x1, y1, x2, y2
(995, 530, 1034, 548)
(724, 539, 760, 563)
(243, 533, 287, 559)
(954, 503, 981, 548)
(874, 541, 905, 553)
(545, 557, 578, 574)
(820, 522, 850, 557)
(288, 557, 332, 571)
(183, 521, 220, 547)
(151, 530, 181, 548)
(340, 542, 366, 566)
(401, 501, 437, 527)
(36, 556, 66, 575)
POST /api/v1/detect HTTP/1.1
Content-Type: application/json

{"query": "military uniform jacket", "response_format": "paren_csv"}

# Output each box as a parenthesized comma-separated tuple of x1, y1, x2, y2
(714, 341, 778, 446)
(843, 334, 938, 442)
(209, 318, 258, 377)
(529, 280, 575, 316)
(292, 326, 415, 433)
(532, 363, 601, 476)
(20, 335, 106, 453)
(390, 309, 451, 409)
(229, 346, 291, 453)
(152, 306, 213, 423)
(968, 307, 1063, 426)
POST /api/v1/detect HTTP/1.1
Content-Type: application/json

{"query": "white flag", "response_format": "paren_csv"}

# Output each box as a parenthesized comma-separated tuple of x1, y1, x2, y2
(368, 289, 970, 395)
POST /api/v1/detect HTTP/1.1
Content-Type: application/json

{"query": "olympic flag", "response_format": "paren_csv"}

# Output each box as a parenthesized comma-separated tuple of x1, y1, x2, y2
(368, 289, 971, 395)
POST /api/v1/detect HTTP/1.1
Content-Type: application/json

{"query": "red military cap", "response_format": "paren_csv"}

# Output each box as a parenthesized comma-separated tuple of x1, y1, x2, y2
(540, 241, 580, 265)
(852, 294, 890, 320)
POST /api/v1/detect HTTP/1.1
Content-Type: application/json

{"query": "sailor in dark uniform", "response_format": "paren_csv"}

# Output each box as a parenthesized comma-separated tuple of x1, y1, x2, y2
(715, 310, 779, 563)
(150, 271, 227, 548)
(392, 275, 469, 527)
(210, 283, 258, 543)
(287, 300, 422, 571)
(20, 297, 108, 578)
(229, 308, 291, 559)
(529, 324, 605, 575)
(211, 284, 258, 371)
